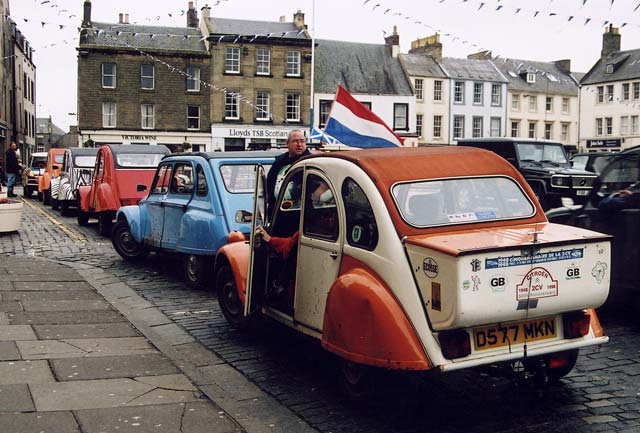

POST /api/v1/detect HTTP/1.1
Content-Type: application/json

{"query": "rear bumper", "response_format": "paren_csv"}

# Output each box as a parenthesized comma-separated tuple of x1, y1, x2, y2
(440, 335, 608, 372)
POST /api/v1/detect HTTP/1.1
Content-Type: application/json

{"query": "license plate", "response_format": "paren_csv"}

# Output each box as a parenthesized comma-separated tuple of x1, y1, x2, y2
(473, 317, 557, 351)
(576, 190, 589, 196)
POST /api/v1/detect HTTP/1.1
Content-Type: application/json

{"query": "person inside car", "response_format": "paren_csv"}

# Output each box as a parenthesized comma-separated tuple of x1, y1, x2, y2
(598, 181, 640, 212)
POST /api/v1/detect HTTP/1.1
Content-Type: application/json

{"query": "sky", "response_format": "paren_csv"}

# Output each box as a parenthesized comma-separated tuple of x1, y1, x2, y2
(8, 0, 640, 132)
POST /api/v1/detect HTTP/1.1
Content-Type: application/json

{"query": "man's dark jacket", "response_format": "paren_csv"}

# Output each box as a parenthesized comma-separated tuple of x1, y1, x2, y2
(266, 149, 311, 218)
(5, 148, 20, 174)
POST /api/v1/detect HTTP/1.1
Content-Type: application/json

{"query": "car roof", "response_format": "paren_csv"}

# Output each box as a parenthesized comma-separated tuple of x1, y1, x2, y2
(30, 152, 48, 158)
(457, 138, 564, 146)
(161, 150, 280, 161)
(104, 144, 171, 155)
(68, 147, 99, 157)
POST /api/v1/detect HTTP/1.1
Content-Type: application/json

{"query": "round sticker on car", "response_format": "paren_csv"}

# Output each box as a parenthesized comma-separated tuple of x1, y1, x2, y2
(352, 225, 362, 243)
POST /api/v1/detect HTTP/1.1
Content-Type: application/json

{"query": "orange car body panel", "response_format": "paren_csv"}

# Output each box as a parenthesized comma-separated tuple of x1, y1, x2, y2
(216, 241, 250, 304)
(321, 256, 431, 370)
(38, 148, 65, 192)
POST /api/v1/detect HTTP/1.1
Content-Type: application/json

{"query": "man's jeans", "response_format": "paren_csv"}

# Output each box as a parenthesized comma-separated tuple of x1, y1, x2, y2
(7, 173, 16, 190)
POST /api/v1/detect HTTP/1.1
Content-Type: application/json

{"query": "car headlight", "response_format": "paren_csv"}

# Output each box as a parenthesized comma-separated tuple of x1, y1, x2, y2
(551, 175, 570, 187)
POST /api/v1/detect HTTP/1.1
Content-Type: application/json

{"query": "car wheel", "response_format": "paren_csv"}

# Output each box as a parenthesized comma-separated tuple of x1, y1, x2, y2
(111, 220, 149, 262)
(546, 349, 579, 382)
(77, 212, 90, 226)
(60, 202, 68, 216)
(216, 264, 252, 329)
(43, 189, 51, 205)
(98, 213, 113, 237)
(341, 360, 378, 400)
(23, 186, 31, 198)
(51, 197, 59, 211)
(37, 191, 43, 202)
(184, 254, 210, 289)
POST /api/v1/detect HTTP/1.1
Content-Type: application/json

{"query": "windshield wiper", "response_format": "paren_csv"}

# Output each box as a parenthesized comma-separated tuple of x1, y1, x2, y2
(519, 159, 542, 166)
(540, 159, 562, 166)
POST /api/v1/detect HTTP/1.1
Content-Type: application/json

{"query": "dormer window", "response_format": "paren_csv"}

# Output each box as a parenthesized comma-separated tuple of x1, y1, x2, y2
(606, 64, 614, 74)
(526, 73, 536, 83)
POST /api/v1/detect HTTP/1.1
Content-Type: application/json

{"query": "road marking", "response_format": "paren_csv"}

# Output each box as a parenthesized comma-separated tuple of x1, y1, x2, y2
(19, 197, 87, 242)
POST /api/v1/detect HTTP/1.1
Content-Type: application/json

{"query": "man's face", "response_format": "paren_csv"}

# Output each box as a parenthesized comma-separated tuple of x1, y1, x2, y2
(10, 143, 17, 151)
(287, 131, 306, 157)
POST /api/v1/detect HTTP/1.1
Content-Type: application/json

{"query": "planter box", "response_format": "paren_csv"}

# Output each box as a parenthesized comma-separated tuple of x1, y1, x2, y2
(0, 199, 24, 232)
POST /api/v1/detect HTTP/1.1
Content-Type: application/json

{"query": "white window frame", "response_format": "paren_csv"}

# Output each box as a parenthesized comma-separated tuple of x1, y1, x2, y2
(491, 84, 502, 106)
(453, 115, 465, 139)
(415, 79, 424, 101)
(454, 81, 465, 104)
(511, 94, 520, 111)
(472, 116, 483, 138)
(225, 47, 240, 74)
(256, 91, 270, 121)
(186, 67, 201, 92)
(141, 64, 154, 90)
(544, 122, 553, 140)
(526, 72, 536, 83)
(622, 83, 630, 101)
(393, 103, 408, 131)
(433, 115, 442, 138)
(545, 96, 553, 113)
(473, 82, 483, 105)
(597, 86, 604, 104)
(286, 51, 301, 77)
(286, 92, 301, 121)
(596, 118, 603, 136)
(621, 116, 629, 135)
(511, 121, 519, 138)
(416, 114, 423, 138)
(631, 115, 639, 134)
(528, 95, 537, 112)
(102, 102, 116, 128)
(433, 80, 443, 101)
(490, 117, 501, 137)
(633, 82, 640, 100)
(187, 105, 200, 130)
(561, 123, 570, 142)
(225, 92, 240, 120)
(562, 97, 570, 114)
(102, 63, 116, 88)
(528, 121, 537, 139)
(141, 104, 155, 130)
(605, 117, 613, 135)
(256, 48, 271, 75)
(606, 85, 614, 102)
(319, 100, 332, 127)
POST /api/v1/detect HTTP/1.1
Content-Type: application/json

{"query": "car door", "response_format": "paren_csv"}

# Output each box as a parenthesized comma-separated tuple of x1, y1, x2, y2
(161, 162, 195, 250)
(245, 164, 268, 316)
(294, 171, 343, 332)
(142, 163, 172, 248)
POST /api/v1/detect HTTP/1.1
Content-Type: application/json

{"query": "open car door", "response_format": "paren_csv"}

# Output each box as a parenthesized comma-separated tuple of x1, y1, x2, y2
(244, 164, 268, 316)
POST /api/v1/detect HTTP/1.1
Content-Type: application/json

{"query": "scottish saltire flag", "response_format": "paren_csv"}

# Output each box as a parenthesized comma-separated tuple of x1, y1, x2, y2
(309, 126, 339, 145)
(323, 85, 404, 148)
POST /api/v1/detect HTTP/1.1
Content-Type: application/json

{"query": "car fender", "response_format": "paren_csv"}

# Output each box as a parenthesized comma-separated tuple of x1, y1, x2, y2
(96, 183, 119, 212)
(38, 173, 50, 192)
(78, 185, 92, 212)
(215, 241, 250, 304)
(321, 255, 431, 371)
(176, 210, 225, 255)
(116, 206, 143, 243)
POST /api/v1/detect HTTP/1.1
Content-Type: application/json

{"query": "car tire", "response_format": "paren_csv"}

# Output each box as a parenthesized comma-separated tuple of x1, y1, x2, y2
(77, 212, 90, 226)
(23, 186, 31, 198)
(98, 213, 113, 237)
(60, 202, 68, 216)
(341, 360, 379, 400)
(216, 264, 252, 329)
(184, 254, 210, 289)
(546, 349, 579, 382)
(37, 191, 43, 202)
(111, 219, 149, 262)
(51, 197, 59, 211)
(43, 189, 51, 205)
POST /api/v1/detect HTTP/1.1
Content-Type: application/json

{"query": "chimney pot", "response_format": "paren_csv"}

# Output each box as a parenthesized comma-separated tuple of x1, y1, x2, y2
(601, 25, 621, 57)
(119, 13, 123, 24)
(280, 15, 287, 23)
(187, 1, 199, 28)
(125, 14, 129, 24)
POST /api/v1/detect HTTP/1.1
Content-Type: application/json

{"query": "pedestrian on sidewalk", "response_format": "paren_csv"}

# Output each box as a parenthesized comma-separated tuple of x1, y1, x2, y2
(5, 142, 21, 198)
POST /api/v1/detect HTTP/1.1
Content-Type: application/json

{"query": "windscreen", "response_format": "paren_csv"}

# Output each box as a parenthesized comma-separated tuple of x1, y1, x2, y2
(115, 153, 164, 168)
(75, 156, 97, 168)
(392, 176, 535, 228)
(516, 143, 568, 165)
(54, 154, 64, 164)
(220, 163, 272, 194)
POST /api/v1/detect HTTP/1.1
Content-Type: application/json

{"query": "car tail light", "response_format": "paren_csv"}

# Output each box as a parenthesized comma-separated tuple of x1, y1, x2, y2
(547, 351, 571, 370)
(227, 230, 246, 244)
(563, 310, 591, 339)
(438, 329, 471, 359)
(121, 199, 139, 206)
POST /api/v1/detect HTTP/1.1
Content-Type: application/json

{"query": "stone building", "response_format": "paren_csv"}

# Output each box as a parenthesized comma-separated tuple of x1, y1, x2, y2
(36, 116, 65, 152)
(77, 0, 211, 152)
(0, 0, 10, 164)
(199, 7, 312, 151)
(12, 20, 36, 158)
(579, 25, 640, 152)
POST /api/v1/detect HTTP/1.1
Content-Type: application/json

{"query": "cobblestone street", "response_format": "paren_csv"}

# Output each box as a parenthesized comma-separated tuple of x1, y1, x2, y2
(2, 194, 640, 433)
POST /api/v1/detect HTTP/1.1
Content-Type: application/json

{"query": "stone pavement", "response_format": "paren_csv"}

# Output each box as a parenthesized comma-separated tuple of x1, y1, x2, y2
(0, 254, 316, 433)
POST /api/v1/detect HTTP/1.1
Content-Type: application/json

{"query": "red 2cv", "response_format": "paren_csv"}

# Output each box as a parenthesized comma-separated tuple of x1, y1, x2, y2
(214, 147, 611, 394)
(77, 144, 170, 235)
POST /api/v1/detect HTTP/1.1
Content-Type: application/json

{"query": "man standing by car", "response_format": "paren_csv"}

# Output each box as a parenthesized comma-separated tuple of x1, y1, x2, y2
(266, 130, 310, 217)
(5, 142, 21, 198)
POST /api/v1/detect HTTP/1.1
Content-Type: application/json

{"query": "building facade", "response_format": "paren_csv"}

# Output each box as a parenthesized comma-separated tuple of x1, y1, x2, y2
(579, 26, 640, 152)
(440, 57, 508, 144)
(12, 21, 36, 158)
(77, 1, 211, 152)
(36, 116, 65, 152)
(492, 58, 580, 149)
(201, 8, 312, 151)
(314, 34, 416, 146)
(399, 34, 449, 145)
(0, 0, 11, 172)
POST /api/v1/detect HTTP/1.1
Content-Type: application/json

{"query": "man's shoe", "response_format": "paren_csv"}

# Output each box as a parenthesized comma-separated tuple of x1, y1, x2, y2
(7, 192, 17, 198)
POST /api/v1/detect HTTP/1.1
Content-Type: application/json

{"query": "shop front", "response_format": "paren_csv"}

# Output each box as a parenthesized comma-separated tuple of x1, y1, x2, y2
(78, 130, 212, 153)
(211, 125, 306, 152)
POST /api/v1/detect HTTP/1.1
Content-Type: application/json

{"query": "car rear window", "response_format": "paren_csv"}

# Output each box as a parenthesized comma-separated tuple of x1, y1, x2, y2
(392, 176, 535, 228)
(54, 154, 64, 164)
(219, 163, 272, 194)
(115, 153, 164, 168)
(75, 156, 97, 168)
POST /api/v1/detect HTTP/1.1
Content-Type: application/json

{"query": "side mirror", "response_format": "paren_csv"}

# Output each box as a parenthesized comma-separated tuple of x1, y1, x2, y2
(52, 164, 60, 170)
(136, 184, 148, 192)
(235, 209, 253, 224)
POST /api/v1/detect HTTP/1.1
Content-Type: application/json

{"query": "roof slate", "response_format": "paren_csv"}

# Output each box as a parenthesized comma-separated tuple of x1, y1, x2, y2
(440, 58, 508, 83)
(398, 53, 446, 78)
(581, 49, 640, 85)
(492, 58, 579, 96)
(207, 17, 309, 40)
(81, 22, 207, 54)
(315, 39, 413, 95)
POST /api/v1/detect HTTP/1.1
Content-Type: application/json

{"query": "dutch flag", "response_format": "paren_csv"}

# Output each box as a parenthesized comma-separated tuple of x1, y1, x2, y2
(323, 85, 404, 148)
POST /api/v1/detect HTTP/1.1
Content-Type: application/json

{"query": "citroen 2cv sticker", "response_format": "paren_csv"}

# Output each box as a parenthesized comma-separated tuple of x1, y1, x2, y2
(423, 257, 439, 278)
(516, 267, 558, 301)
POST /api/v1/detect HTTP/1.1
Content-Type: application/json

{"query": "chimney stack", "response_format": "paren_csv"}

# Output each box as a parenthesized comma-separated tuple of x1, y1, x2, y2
(409, 33, 442, 62)
(554, 59, 571, 74)
(601, 24, 621, 58)
(82, 0, 92, 28)
(467, 50, 492, 60)
(279, 15, 287, 23)
(294, 10, 306, 29)
(187, 2, 199, 28)
(118, 13, 124, 24)
(385, 25, 400, 58)
(125, 14, 129, 24)
(201, 5, 211, 21)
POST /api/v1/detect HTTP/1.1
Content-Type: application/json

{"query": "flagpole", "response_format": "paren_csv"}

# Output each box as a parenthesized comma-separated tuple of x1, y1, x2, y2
(308, 0, 316, 144)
